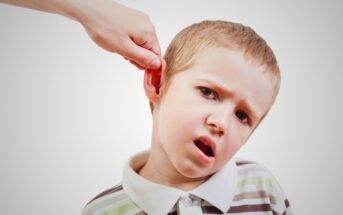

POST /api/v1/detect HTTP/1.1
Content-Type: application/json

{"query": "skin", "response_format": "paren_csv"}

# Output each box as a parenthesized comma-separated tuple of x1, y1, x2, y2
(0, 0, 161, 70)
(142, 48, 276, 190)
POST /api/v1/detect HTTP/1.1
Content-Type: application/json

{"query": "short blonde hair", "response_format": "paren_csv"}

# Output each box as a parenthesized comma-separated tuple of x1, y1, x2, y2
(151, 20, 280, 112)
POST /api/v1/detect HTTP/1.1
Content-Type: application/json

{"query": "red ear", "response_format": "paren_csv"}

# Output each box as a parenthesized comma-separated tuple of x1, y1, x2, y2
(150, 68, 161, 94)
(144, 59, 166, 103)
(145, 58, 166, 95)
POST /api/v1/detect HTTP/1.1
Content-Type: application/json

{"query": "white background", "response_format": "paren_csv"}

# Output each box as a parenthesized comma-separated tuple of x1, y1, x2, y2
(1, 0, 342, 214)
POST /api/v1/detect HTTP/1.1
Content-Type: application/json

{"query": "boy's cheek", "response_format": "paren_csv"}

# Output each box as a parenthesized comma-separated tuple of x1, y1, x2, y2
(160, 107, 201, 134)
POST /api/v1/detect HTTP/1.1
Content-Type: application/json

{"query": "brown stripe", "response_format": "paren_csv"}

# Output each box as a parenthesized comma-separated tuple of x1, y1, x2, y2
(285, 199, 290, 208)
(167, 211, 178, 215)
(167, 204, 178, 215)
(236, 160, 256, 166)
(233, 191, 277, 204)
(135, 212, 147, 215)
(201, 205, 222, 214)
(87, 184, 123, 205)
(228, 203, 272, 213)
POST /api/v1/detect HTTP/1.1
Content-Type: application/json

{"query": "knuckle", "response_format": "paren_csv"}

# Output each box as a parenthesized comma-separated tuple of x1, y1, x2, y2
(139, 25, 155, 39)
(147, 23, 155, 34)
(140, 12, 150, 21)
(137, 13, 154, 32)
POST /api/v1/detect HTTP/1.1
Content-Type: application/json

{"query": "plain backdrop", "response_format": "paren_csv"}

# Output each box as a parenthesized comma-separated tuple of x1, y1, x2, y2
(1, 0, 342, 214)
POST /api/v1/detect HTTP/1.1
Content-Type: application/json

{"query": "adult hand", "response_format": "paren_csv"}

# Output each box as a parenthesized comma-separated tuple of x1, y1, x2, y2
(75, 0, 161, 70)
(0, 0, 161, 70)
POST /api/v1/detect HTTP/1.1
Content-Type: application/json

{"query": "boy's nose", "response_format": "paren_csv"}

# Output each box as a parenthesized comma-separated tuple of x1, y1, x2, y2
(205, 107, 231, 136)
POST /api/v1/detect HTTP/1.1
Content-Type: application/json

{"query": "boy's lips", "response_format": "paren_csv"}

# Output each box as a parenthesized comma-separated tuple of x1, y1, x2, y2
(194, 136, 216, 158)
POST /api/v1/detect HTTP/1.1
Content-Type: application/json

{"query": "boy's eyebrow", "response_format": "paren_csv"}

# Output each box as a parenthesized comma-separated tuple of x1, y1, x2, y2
(199, 79, 262, 121)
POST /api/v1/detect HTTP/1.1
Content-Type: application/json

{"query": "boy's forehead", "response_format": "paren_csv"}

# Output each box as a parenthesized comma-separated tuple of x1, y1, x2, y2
(191, 48, 272, 85)
(192, 47, 257, 70)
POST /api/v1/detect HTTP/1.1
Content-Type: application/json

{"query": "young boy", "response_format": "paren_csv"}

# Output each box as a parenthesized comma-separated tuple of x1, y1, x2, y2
(82, 20, 293, 215)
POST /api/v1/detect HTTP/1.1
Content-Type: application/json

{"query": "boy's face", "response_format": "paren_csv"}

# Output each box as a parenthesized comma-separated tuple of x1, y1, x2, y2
(152, 48, 275, 179)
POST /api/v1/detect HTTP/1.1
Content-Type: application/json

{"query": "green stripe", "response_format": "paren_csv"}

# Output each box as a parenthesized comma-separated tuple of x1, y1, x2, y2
(237, 176, 282, 204)
(237, 176, 273, 187)
(102, 201, 137, 215)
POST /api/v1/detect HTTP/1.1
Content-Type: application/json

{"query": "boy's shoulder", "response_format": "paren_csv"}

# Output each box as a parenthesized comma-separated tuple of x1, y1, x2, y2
(231, 157, 292, 214)
(233, 157, 285, 193)
(81, 184, 143, 215)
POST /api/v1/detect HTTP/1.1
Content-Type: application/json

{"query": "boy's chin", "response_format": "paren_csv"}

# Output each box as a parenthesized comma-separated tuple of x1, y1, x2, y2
(175, 162, 215, 180)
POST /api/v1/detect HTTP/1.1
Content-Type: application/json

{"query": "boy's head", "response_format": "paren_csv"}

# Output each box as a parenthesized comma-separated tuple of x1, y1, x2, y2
(142, 20, 280, 182)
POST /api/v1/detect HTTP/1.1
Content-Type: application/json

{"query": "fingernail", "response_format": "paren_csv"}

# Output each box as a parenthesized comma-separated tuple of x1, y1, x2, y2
(150, 59, 161, 69)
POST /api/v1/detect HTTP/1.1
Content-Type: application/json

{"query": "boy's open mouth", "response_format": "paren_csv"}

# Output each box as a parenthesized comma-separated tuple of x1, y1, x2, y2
(194, 139, 215, 157)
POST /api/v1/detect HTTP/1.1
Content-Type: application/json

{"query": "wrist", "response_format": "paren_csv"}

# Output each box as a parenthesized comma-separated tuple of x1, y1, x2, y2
(50, 0, 92, 23)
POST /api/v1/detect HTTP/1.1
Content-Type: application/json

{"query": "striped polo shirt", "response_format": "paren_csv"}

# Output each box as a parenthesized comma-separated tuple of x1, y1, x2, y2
(82, 151, 292, 215)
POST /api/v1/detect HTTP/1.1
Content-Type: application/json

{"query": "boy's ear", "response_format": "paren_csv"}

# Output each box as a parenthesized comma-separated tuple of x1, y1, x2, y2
(144, 58, 166, 104)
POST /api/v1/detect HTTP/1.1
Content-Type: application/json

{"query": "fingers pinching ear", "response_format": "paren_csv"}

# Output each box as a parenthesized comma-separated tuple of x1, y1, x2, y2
(123, 39, 161, 70)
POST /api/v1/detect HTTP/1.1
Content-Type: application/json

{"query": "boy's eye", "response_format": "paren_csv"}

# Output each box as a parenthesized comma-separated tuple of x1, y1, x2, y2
(199, 87, 217, 100)
(236, 110, 250, 124)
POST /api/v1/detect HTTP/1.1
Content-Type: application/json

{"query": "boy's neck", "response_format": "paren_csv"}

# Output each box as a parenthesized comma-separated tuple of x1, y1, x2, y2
(138, 150, 209, 191)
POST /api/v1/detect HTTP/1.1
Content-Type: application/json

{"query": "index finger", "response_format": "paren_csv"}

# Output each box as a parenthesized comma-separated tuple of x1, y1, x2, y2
(137, 27, 161, 57)
(148, 31, 161, 57)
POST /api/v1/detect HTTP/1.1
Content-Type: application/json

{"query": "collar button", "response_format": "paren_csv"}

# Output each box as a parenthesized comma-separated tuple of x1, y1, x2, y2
(183, 197, 193, 207)
(180, 194, 193, 207)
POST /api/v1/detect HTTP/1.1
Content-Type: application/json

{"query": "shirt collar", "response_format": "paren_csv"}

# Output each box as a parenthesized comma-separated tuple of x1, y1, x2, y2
(192, 158, 237, 213)
(122, 151, 237, 214)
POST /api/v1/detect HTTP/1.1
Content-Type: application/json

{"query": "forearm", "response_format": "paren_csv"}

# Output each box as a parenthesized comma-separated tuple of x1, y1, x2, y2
(0, 0, 87, 22)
